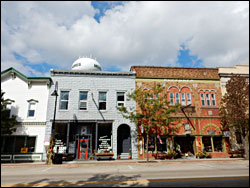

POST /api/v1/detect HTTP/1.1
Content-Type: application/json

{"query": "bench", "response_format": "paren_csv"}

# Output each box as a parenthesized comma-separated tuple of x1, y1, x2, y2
(95, 152, 114, 160)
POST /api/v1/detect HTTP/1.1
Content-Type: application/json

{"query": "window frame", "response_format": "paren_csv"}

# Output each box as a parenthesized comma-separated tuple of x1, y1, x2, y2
(186, 92, 192, 105)
(98, 91, 107, 111)
(117, 92, 125, 107)
(59, 91, 70, 110)
(175, 93, 180, 105)
(170, 92, 175, 105)
(211, 93, 216, 106)
(79, 91, 88, 110)
(27, 102, 36, 118)
(181, 92, 186, 106)
(205, 93, 210, 106)
(200, 93, 205, 106)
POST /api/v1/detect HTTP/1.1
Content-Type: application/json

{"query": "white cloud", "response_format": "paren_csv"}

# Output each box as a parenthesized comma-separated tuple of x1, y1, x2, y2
(1, 1, 249, 76)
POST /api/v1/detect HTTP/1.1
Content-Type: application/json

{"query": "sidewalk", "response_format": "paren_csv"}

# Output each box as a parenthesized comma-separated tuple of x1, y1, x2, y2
(1, 157, 246, 167)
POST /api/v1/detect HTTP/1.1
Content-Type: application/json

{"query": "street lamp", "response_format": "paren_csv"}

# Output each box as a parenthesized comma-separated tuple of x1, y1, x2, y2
(51, 81, 58, 136)
(46, 81, 58, 165)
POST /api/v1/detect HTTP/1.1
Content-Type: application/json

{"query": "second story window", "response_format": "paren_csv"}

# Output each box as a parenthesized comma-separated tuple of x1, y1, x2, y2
(28, 103, 36, 117)
(99, 92, 107, 110)
(181, 93, 186, 106)
(79, 91, 88, 110)
(200, 93, 205, 106)
(175, 93, 180, 104)
(186, 93, 192, 105)
(117, 92, 125, 107)
(170, 92, 174, 105)
(59, 91, 69, 110)
(211, 93, 216, 106)
(206, 93, 210, 106)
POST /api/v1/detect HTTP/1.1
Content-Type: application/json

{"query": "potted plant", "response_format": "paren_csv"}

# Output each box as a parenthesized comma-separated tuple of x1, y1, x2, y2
(117, 155, 120, 160)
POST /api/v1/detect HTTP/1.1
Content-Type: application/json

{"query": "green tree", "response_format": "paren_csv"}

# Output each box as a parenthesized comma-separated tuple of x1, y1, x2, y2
(219, 74, 249, 160)
(1, 91, 17, 136)
(117, 83, 180, 162)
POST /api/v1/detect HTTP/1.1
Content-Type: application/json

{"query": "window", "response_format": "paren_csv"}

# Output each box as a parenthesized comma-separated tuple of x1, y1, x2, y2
(59, 91, 69, 110)
(181, 93, 186, 105)
(211, 93, 216, 106)
(186, 93, 192, 105)
(206, 93, 210, 106)
(28, 103, 36, 117)
(79, 91, 88, 110)
(175, 93, 180, 104)
(170, 93, 174, 105)
(99, 92, 107, 110)
(117, 92, 125, 107)
(202, 136, 212, 152)
(200, 93, 205, 106)
(1, 136, 36, 153)
(213, 137, 223, 152)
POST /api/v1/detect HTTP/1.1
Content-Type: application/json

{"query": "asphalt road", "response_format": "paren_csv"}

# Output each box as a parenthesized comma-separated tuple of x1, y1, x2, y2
(1, 159, 249, 187)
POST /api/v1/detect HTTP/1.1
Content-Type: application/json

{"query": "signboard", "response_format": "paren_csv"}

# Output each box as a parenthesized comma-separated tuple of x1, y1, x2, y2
(98, 135, 112, 152)
(53, 139, 66, 154)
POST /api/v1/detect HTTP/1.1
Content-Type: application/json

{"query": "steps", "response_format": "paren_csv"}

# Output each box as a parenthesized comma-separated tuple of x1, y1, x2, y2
(120, 153, 130, 160)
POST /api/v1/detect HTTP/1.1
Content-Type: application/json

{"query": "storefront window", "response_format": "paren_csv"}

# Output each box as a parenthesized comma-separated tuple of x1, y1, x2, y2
(1, 136, 36, 154)
(202, 136, 212, 152)
(213, 137, 223, 152)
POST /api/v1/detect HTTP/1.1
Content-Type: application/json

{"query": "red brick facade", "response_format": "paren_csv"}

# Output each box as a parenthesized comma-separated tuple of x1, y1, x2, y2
(131, 66, 230, 159)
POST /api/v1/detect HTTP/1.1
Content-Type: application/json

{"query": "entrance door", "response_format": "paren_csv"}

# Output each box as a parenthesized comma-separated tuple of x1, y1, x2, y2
(175, 136, 195, 154)
(78, 139, 88, 159)
(117, 124, 131, 154)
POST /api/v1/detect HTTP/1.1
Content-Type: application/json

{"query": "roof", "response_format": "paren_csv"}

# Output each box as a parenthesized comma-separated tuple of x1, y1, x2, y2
(130, 66, 220, 80)
(1, 67, 51, 82)
(50, 69, 136, 77)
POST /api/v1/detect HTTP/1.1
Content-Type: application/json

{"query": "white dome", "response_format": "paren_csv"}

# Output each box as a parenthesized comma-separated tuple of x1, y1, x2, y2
(72, 57, 102, 71)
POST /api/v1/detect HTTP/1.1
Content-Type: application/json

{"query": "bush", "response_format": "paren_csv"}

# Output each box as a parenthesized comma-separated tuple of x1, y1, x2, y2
(165, 150, 177, 159)
(195, 151, 211, 158)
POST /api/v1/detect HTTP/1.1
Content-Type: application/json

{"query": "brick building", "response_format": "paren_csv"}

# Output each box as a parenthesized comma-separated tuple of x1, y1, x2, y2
(130, 66, 230, 159)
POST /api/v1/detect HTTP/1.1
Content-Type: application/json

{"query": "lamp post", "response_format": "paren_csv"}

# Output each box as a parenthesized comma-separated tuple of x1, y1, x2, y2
(46, 81, 58, 165)
(51, 81, 58, 136)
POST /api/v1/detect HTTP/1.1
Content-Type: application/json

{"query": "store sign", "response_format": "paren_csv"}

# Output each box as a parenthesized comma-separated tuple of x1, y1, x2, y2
(98, 135, 112, 152)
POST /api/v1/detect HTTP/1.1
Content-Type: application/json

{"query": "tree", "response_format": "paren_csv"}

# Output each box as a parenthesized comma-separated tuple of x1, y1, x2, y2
(1, 91, 17, 136)
(219, 74, 249, 160)
(117, 83, 180, 162)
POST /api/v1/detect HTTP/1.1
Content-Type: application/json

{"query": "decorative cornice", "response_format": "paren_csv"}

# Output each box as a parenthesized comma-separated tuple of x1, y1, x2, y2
(16, 122, 46, 126)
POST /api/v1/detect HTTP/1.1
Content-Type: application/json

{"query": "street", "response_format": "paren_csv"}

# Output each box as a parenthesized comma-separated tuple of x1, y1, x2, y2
(1, 159, 249, 187)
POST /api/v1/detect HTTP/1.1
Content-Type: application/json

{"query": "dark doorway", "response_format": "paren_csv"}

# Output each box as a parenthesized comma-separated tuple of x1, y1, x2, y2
(174, 136, 195, 154)
(117, 124, 131, 154)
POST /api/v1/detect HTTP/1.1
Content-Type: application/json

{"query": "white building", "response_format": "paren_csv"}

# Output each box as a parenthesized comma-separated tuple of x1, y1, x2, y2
(1, 67, 51, 162)
(44, 57, 137, 161)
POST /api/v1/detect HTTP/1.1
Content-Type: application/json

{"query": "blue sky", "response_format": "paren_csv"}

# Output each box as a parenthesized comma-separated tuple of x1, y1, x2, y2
(1, 1, 249, 77)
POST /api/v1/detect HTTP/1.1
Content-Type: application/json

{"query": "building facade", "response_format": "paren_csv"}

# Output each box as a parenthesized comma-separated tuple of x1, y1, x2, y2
(44, 58, 137, 161)
(1, 68, 51, 162)
(130, 66, 230, 159)
(218, 65, 249, 152)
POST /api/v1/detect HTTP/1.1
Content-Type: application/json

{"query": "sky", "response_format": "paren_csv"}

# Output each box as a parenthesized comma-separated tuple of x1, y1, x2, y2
(1, 1, 249, 77)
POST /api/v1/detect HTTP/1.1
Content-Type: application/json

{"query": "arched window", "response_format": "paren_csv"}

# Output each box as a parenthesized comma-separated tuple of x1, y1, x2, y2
(168, 86, 192, 106)
(199, 90, 217, 107)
